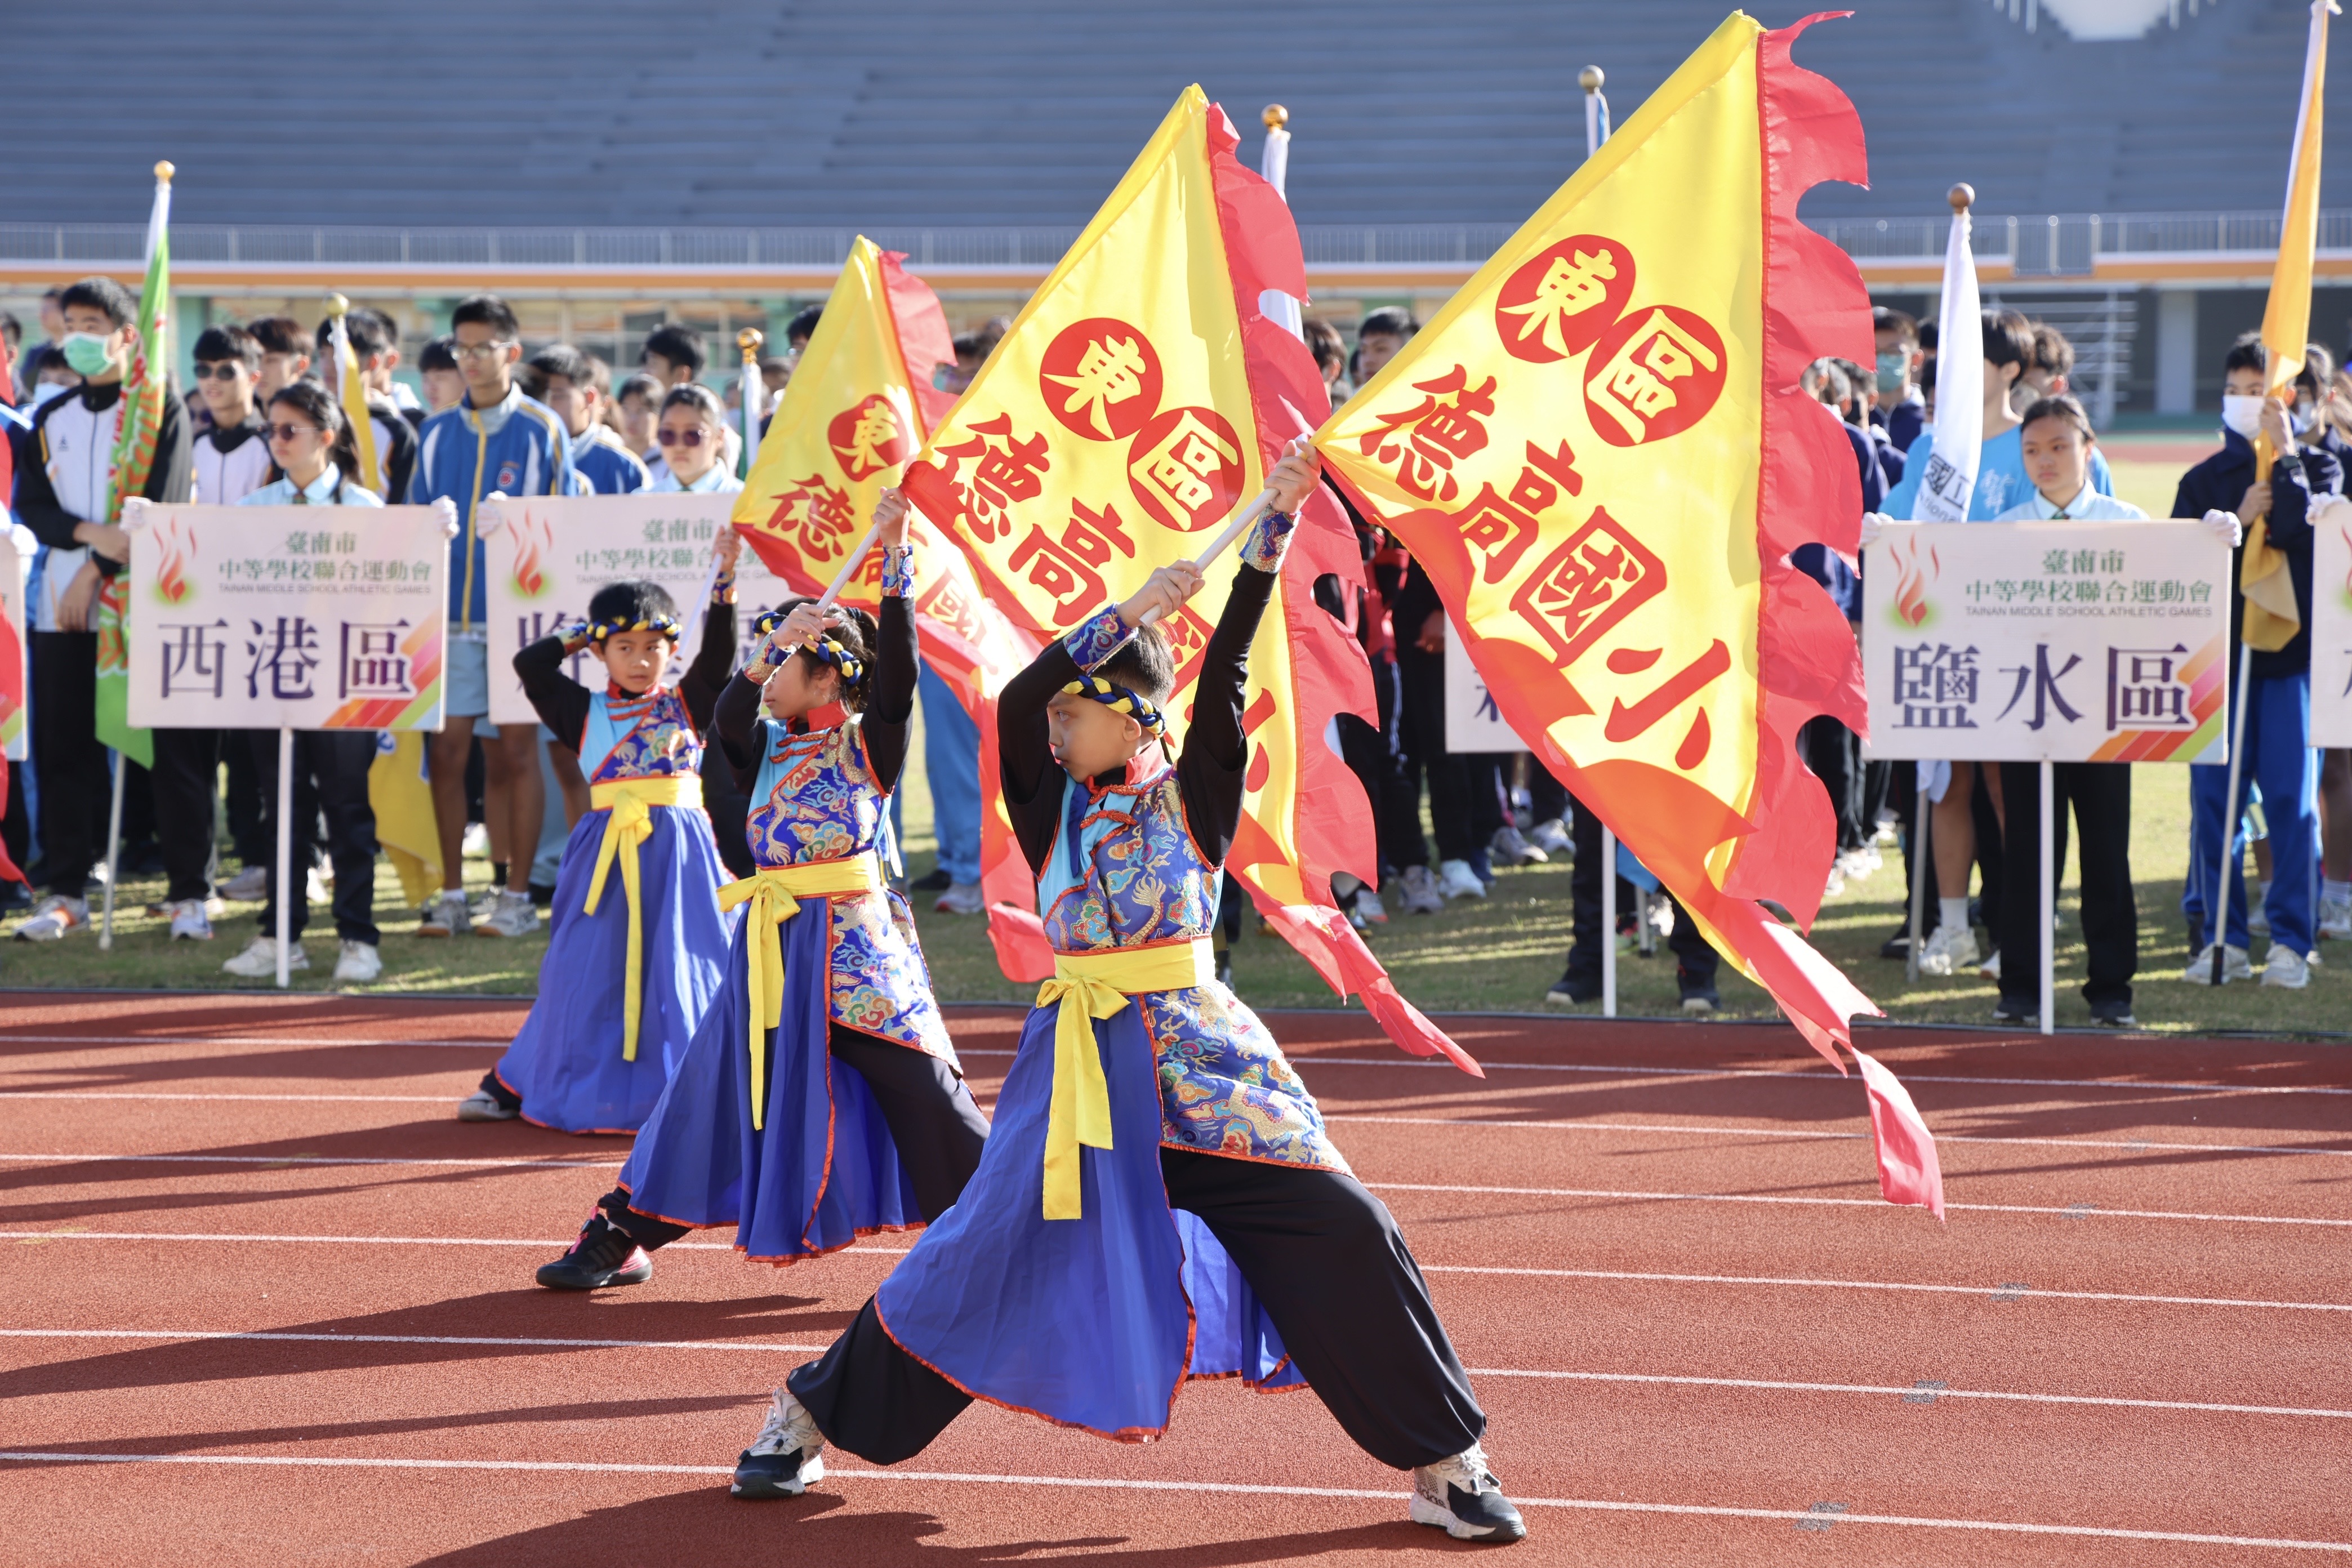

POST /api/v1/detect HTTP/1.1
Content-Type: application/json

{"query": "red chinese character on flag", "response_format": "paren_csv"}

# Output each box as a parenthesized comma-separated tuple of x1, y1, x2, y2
(1583, 306, 1728, 447)
(1450, 440, 1583, 585)
(763, 474, 859, 564)
(1507, 505, 1666, 669)
(1357, 364, 1498, 505)
(827, 394, 911, 481)
(933, 413, 1052, 544)
(1039, 318, 1164, 442)
(1493, 235, 1635, 362)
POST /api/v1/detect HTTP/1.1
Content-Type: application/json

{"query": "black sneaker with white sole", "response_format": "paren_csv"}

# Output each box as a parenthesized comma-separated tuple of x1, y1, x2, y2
(1410, 1442, 1526, 1543)
(732, 1388, 826, 1498)
(536, 1214, 653, 1290)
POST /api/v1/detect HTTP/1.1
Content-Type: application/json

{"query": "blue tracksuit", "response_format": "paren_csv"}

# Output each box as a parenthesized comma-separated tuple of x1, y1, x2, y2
(2171, 431, 2340, 957)
(410, 385, 576, 631)
(568, 423, 651, 495)
(1884, 422, 2114, 521)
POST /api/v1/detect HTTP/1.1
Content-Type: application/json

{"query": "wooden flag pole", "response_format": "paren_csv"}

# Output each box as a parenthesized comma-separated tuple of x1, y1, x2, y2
(816, 523, 881, 612)
(1134, 487, 1278, 629)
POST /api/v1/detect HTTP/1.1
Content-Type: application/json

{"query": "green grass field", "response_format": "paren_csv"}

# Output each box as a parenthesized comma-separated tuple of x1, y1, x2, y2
(14, 438, 2345, 1035)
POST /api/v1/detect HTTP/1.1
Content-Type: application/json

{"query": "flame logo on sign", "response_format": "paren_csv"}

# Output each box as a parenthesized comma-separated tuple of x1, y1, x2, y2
(511, 510, 552, 598)
(1891, 533, 1937, 629)
(154, 516, 195, 605)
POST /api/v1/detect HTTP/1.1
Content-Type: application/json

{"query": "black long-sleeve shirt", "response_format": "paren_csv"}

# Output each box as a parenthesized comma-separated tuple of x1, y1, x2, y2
(2171, 430, 2341, 679)
(712, 593, 916, 799)
(1000, 562, 1278, 879)
(512, 599, 736, 755)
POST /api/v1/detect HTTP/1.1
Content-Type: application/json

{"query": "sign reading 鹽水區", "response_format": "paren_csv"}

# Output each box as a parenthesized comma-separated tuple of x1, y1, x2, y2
(1861, 520, 2231, 764)
(126, 505, 448, 732)
(482, 494, 787, 728)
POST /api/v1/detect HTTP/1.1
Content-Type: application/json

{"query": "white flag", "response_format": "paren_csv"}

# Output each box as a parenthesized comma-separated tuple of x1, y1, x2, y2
(1912, 202, 1981, 523)
(1257, 114, 1305, 341)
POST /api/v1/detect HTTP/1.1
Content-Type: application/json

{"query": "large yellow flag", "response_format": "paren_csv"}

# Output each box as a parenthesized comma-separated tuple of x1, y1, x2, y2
(369, 731, 441, 908)
(1316, 13, 1941, 1215)
(904, 87, 1470, 1069)
(2244, 0, 2335, 652)
(734, 239, 1052, 979)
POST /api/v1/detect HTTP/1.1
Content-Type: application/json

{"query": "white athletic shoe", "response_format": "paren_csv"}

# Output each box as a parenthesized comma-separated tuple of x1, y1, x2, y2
(222, 937, 308, 977)
(933, 881, 984, 916)
(2182, 942, 2252, 984)
(1836, 845, 1882, 880)
(219, 865, 269, 902)
(1979, 948, 2002, 981)
(416, 891, 473, 938)
(1916, 923, 1979, 977)
(167, 898, 215, 942)
(1396, 865, 1446, 915)
(307, 866, 332, 905)
(474, 892, 538, 938)
(2261, 945, 2310, 990)
(13, 895, 90, 942)
(333, 940, 382, 983)
(1526, 817, 1571, 859)
(2321, 895, 2352, 941)
(1489, 823, 1545, 866)
(1435, 859, 1487, 901)
(1410, 1441, 1526, 1542)
(731, 1387, 826, 1499)
(456, 1088, 518, 1122)
(1353, 885, 1389, 925)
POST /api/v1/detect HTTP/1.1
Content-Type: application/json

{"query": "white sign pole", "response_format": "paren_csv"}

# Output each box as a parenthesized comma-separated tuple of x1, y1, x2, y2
(2211, 644, 2256, 985)
(98, 754, 124, 949)
(275, 728, 293, 989)
(1906, 777, 1929, 983)
(1601, 827, 1618, 1017)
(2038, 759, 2054, 1035)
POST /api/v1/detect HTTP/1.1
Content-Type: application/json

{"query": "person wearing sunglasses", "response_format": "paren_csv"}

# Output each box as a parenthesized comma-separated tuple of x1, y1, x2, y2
(645, 384, 742, 496)
(212, 381, 400, 986)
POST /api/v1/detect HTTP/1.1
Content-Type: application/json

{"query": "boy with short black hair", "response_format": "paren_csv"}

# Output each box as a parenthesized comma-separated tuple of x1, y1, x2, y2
(614, 371, 662, 460)
(639, 324, 737, 475)
(313, 310, 418, 501)
(11, 275, 192, 942)
(529, 344, 648, 495)
(189, 324, 271, 505)
(1872, 305, 1926, 453)
(418, 336, 464, 413)
(783, 306, 822, 351)
(1354, 305, 1417, 385)
(248, 315, 313, 398)
(409, 292, 576, 940)
(2173, 340, 2341, 988)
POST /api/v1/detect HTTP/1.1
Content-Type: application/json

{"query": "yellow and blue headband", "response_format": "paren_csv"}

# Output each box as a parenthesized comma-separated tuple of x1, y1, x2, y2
(1060, 675, 1164, 733)
(586, 611, 680, 643)
(753, 608, 863, 685)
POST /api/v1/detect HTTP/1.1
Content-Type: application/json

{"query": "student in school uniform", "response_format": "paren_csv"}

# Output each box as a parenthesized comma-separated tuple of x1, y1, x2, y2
(530, 344, 649, 495)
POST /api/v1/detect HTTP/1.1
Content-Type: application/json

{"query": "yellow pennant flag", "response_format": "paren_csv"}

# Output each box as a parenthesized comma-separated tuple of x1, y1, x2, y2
(369, 730, 441, 909)
(733, 238, 1051, 979)
(2244, 0, 2336, 653)
(905, 87, 1472, 1068)
(327, 299, 384, 497)
(1315, 14, 1943, 1217)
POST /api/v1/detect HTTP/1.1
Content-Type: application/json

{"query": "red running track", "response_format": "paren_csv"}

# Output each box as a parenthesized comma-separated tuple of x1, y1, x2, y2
(1, 991, 2347, 1565)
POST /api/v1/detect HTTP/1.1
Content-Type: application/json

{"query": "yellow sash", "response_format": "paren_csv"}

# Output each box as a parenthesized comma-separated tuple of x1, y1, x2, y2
(582, 775, 703, 1063)
(717, 855, 886, 1129)
(1033, 938, 1215, 1221)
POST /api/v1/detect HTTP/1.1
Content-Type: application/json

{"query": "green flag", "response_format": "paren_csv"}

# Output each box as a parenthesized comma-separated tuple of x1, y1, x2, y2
(93, 164, 172, 769)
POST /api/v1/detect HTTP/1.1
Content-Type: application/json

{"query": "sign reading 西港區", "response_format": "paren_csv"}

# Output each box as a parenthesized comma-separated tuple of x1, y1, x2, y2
(2314, 509, 2352, 747)
(482, 494, 787, 727)
(125, 505, 448, 732)
(1862, 521, 2230, 764)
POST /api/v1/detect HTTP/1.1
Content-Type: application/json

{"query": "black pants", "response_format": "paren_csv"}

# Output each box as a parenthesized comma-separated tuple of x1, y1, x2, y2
(149, 727, 220, 902)
(1529, 761, 1569, 826)
(789, 1150, 1484, 1473)
(1336, 653, 1425, 877)
(1997, 761, 2136, 1010)
(3, 760, 30, 883)
(1563, 795, 1717, 990)
(1394, 644, 1493, 864)
(597, 1023, 990, 1249)
(222, 729, 271, 864)
(1801, 716, 1864, 852)
(248, 729, 380, 944)
(30, 631, 106, 897)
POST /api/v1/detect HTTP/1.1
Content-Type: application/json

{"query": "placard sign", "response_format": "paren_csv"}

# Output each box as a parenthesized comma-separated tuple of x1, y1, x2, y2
(482, 494, 789, 727)
(124, 504, 448, 731)
(1443, 619, 1522, 752)
(1862, 520, 2231, 764)
(2313, 505, 2352, 748)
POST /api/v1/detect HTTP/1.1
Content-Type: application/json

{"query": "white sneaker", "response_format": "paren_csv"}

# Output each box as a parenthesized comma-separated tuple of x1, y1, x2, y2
(1527, 817, 1571, 859)
(1410, 1441, 1526, 1542)
(1979, 948, 2001, 981)
(469, 887, 504, 925)
(167, 898, 214, 941)
(1489, 823, 1545, 866)
(306, 866, 331, 904)
(333, 940, 382, 983)
(1836, 845, 1882, 880)
(1435, 859, 1487, 901)
(2183, 942, 2252, 984)
(2320, 895, 2352, 939)
(2261, 945, 2310, 989)
(730, 1387, 826, 1499)
(1397, 864, 1446, 915)
(456, 1088, 518, 1122)
(219, 865, 268, 902)
(462, 822, 491, 858)
(1916, 923, 1979, 977)
(222, 937, 308, 977)
(475, 891, 538, 938)
(416, 891, 473, 938)
(12, 895, 89, 942)
(933, 881, 984, 916)
(1353, 885, 1389, 925)
(1822, 865, 1847, 899)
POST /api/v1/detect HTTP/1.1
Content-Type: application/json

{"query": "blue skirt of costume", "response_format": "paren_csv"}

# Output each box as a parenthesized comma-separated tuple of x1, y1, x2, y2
(616, 892, 923, 1262)
(873, 1000, 1302, 1441)
(493, 804, 735, 1134)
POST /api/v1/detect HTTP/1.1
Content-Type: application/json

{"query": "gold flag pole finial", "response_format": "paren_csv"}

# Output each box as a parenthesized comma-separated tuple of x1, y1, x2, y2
(154, 161, 175, 184)
(1949, 182, 1975, 213)
(327, 293, 350, 318)
(738, 327, 764, 360)
(1578, 65, 1605, 94)
(1262, 104, 1288, 130)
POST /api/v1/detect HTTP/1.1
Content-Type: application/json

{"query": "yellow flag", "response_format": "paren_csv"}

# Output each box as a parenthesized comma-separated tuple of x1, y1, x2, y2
(328, 305, 384, 496)
(368, 731, 441, 908)
(2245, 0, 2335, 653)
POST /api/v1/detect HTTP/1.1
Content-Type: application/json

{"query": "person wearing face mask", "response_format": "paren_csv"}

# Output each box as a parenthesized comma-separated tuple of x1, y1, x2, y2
(10, 276, 191, 944)
(2172, 336, 2341, 990)
(1872, 305, 1926, 457)
(644, 384, 742, 496)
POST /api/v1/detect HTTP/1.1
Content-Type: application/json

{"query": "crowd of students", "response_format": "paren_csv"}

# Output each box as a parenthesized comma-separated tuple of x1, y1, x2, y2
(3, 283, 2347, 1019)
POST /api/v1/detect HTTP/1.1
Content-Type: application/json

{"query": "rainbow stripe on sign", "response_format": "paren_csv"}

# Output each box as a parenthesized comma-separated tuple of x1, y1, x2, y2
(321, 616, 446, 732)
(2087, 632, 2225, 763)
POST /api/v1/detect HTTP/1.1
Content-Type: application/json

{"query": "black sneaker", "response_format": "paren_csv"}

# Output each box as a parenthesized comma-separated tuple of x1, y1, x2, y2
(527, 881, 557, 908)
(1543, 973, 1600, 1008)
(732, 1388, 826, 1499)
(911, 867, 954, 892)
(535, 1215, 653, 1290)
(1991, 995, 2034, 1024)
(2088, 997, 2137, 1028)
(1677, 973, 1720, 1015)
(1878, 923, 1913, 960)
(1411, 1442, 1526, 1543)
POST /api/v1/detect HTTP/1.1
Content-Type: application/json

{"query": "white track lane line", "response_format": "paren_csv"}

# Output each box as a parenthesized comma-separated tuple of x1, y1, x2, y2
(0, 1036, 507, 1050)
(0, 1452, 2341, 1552)
(1363, 1177, 2352, 1225)
(0, 1152, 625, 1170)
(1331, 1114, 2352, 1160)
(2, 1328, 2341, 1420)
(0, 1093, 456, 1103)
(5, 1230, 2345, 1314)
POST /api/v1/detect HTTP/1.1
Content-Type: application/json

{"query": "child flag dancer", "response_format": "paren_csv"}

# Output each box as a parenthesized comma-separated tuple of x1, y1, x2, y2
(536, 490, 987, 1291)
(457, 534, 741, 1129)
(736, 442, 1526, 1546)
